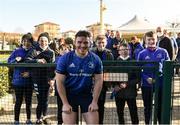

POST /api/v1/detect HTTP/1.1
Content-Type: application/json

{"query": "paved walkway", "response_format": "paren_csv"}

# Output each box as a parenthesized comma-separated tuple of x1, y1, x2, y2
(0, 78, 179, 124)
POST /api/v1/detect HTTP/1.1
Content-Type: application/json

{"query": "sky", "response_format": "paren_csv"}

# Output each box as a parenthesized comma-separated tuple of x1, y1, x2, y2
(0, 0, 180, 33)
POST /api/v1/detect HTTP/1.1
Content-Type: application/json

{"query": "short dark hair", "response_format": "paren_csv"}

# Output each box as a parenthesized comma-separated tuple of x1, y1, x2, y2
(131, 36, 138, 41)
(21, 34, 33, 43)
(37, 32, 50, 42)
(178, 32, 180, 36)
(75, 30, 91, 39)
(144, 31, 155, 39)
(119, 42, 129, 48)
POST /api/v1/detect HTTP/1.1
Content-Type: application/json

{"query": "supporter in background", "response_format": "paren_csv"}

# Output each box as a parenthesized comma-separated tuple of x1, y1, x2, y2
(137, 31, 170, 124)
(25, 32, 55, 124)
(156, 27, 173, 60)
(129, 36, 144, 60)
(91, 35, 114, 124)
(8, 34, 34, 124)
(114, 42, 139, 124)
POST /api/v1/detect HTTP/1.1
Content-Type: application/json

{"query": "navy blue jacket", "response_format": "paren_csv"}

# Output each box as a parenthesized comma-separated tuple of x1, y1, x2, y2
(8, 47, 32, 86)
(25, 46, 55, 84)
(129, 42, 144, 60)
(115, 57, 140, 98)
(91, 48, 114, 60)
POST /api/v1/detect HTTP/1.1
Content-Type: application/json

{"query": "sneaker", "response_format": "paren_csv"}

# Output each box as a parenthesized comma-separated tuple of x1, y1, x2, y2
(14, 121, 19, 125)
(36, 119, 42, 124)
(26, 120, 33, 125)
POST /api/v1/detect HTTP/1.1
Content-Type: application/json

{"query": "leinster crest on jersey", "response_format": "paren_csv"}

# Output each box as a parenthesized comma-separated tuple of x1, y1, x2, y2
(88, 62, 94, 69)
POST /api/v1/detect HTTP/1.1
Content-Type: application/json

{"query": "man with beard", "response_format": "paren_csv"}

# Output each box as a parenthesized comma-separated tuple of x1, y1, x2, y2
(91, 35, 114, 124)
(56, 30, 103, 124)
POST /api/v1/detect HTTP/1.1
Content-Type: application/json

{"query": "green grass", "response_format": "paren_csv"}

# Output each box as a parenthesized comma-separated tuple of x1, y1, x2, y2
(0, 54, 9, 63)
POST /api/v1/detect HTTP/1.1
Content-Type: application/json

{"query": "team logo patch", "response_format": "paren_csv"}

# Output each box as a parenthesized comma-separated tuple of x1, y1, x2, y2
(88, 62, 94, 69)
(156, 53, 162, 58)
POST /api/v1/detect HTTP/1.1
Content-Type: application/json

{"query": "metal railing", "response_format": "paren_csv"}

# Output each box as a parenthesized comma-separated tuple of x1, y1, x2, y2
(0, 61, 175, 124)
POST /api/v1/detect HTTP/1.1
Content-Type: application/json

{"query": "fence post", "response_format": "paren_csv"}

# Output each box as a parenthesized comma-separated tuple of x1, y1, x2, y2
(161, 61, 173, 124)
(153, 63, 160, 124)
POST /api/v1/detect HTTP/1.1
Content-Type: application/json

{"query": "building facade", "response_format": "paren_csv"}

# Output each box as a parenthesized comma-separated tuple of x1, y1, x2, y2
(61, 30, 76, 40)
(0, 32, 22, 50)
(86, 23, 112, 40)
(33, 22, 60, 40)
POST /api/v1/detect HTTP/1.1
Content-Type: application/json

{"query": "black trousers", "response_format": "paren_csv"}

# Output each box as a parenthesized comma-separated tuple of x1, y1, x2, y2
(98, 86, 107, 124)
(34, 83, 50, 119)
(14, 84, 33, 121)
(142, 86, 162, 124)
(55, 83, 63, 124)
(141, 87, 153, 124)
(115, 97, 139, 124)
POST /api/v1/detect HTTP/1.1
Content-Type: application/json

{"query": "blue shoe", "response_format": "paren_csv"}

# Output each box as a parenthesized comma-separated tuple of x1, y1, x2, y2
(26, 120, 32, 125)
(14, 121, 19, 125)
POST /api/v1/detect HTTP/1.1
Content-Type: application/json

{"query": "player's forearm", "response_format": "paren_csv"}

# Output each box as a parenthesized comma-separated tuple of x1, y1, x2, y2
(92, 74, 103, 103)
(56, 75, 69, 105)
(92, 84, 102, 103)
(57, 84, 69, 105)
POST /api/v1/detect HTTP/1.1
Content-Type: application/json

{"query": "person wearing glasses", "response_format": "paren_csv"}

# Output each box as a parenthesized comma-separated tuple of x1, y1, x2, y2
(114, 42, 139, 124)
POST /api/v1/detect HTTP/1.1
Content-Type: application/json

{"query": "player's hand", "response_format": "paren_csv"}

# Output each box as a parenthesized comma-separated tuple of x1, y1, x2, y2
(48, 80, 55, 87)
(62, 103, 72, 114)
(113, 44, 118, 48)
(147, 77, 154, 84)
(37, 59, 46, 64)
(120, 83, 127, 88)
(21, 72, 29, 78)
(88, 102, 98, 112)
(16, 57, 22, 62)
(114, 85, 120, 92)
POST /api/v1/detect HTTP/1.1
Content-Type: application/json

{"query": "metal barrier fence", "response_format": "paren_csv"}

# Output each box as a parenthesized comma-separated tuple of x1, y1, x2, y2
(0, 61, 174, 124)
(161, 61, 180, 125)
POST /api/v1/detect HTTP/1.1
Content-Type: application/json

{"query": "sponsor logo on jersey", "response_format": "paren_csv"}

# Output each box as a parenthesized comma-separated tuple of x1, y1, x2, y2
(69, 63, 75, 68)
(145, 56, 150, 60)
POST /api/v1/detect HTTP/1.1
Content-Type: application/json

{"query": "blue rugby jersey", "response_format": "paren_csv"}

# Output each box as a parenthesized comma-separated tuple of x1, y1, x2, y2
(56, 50, 103, 95)
(137, 47, 170, 87)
